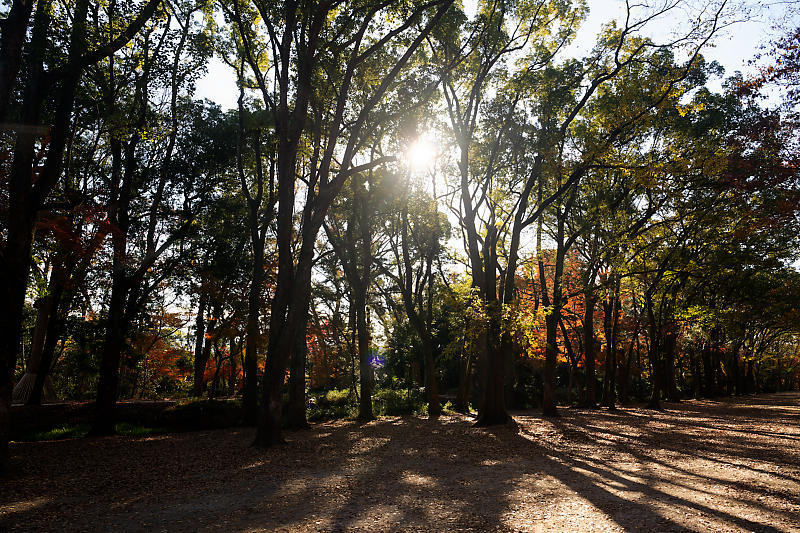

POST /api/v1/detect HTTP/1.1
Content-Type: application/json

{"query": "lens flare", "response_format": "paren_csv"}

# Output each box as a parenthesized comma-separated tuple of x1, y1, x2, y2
(406, 135, 437, 173)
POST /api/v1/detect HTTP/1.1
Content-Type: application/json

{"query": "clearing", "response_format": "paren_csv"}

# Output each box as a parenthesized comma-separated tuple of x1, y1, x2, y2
(3, 393, 800, 532)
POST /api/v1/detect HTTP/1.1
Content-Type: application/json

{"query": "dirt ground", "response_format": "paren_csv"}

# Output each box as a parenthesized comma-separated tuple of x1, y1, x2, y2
(3, 393, 800, 532)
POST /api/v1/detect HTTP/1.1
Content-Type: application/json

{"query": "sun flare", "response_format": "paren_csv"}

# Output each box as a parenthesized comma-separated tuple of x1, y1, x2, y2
(406, 135, 438, 173)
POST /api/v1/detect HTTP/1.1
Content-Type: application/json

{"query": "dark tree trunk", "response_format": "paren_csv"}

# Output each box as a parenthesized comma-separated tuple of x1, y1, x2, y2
(702, 342, 715, 397)
(475, 224, 508, 426)
(745, 361, 756, 394)
(0, 0, 86, 473)
(689, 347, 701, 398)
(92, 131, 136, 436)
(208, 346, 222, 400)
(455, 350, 472, 413)
(540, 211, 566, 418)
(502, 334, 517, 410)
(348, 300, 358, 401)
(421, 334, 441, 418)
(646, 296, 661, 409)
(0, 210, 35, 470)
(92, 263, 129, 435)
(475, 300, 507, 425)
(618, 346, 633, 405)
(287, 313, 309, 429)
(582, 288, 597, 407)
(724, 352, 733, 396)
(542, 311, 560, 417)
(735, 348, 745, 396)
(355, 292, 373, 420)
(0, 0, 35, 120)
(255, 229, 315, 446)
(228, 342, 239, 397)
(191, 294, 208, 397)
(601, 290, 620, 410)
(243, 235, 263, 425)
(13, 286, 53, 405)
(664, 329, 680, 402)
(26, 276, 66, 406)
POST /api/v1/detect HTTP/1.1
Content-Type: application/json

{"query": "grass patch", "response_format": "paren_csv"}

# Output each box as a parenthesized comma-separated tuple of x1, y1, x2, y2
(114, 422, 167, 437)
(17, 422, 166, 441)
(30, 424, 90, 441)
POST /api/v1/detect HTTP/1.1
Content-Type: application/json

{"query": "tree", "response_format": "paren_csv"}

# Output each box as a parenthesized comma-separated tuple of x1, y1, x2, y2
(0, 0, 161, 473)
(91, 3, 213, 433)
(224, 0, 455, 446)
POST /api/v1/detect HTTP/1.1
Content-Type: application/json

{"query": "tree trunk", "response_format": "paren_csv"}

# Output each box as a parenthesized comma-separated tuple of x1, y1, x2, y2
(27, 274, 66, 406)
(455, 349, 472, 413)
(243, 236, 263, 424)
(702, 342, 714, 397)
(29, 304, 63, 407)
(92, 262, 129, 435)
(421, 334, 441, 418)
(540, 211, 565, 418)
(227, 339, 240, 397)
(542, 311, 560, 417)
(664, 329, 680, 402)
(191, 294, 208, 397)
(476, 305, 507, 425)
(12, 288, 53, 405)
(0, 214, 35, 470)
(646, 297, 661, 409)
(287, 313, 309, 429)
(255, 227, 315, 446)
(0, 0, 35, 120)
(690, 347, 701, 398)
(1, 0, 88, 471)
(619, 346, 632, 405)
(582, 288, 597, 407)
(502, 334, 517, 410)
(355, 292, 373, 420)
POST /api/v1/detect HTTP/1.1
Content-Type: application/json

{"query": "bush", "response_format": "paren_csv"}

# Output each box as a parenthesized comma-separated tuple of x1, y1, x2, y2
(373, 387, 425, 416)
(160, 398, 243, 430)
(306, 387, 429, 420)
(307, 389, 356, 421)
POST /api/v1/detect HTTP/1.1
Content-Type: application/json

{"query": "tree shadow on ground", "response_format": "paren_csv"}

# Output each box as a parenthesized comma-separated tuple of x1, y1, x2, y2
(2, 392, 799, 532)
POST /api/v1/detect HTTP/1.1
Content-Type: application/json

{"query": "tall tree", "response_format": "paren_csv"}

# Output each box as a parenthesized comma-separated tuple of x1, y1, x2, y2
(0, 0, 161, 472)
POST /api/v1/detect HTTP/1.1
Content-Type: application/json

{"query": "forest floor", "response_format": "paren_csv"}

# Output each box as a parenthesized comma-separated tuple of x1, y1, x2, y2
(3, 393, 800, 532)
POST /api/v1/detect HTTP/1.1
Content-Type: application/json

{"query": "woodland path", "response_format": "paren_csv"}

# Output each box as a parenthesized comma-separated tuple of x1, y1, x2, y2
(3, 393, 800, 532)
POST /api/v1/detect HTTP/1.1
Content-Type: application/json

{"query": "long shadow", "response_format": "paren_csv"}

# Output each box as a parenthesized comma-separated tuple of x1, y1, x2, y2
(509, 417, 791, 532)
(554, 404, 800, 485)
(4, 394, 799, 531)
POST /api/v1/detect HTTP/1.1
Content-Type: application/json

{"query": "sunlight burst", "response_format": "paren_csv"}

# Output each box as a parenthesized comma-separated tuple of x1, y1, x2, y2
(406, 135, 438, 174)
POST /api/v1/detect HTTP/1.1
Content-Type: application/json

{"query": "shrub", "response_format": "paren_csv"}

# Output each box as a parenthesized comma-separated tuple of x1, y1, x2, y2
(373, 387, 425, 416)
(307, 389, 356, 421)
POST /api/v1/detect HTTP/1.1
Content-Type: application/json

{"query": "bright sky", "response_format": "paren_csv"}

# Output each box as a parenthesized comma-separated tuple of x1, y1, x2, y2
(194, 1, 797, 109)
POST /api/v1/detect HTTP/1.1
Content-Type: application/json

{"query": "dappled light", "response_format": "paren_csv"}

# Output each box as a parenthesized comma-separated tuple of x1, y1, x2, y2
(4, 394, 800, 531)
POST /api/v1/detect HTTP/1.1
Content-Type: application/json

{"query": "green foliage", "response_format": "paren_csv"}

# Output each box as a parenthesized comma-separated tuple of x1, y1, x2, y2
(161, 399, 243, 430)
(305, 387, 429, 420)
(306, 390, 357, 421)
(18, 422, 166, 442)
(373, 387, 426, 416)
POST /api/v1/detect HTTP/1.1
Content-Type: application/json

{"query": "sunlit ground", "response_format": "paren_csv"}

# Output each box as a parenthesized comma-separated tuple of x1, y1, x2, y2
(3, 393, 800, 532)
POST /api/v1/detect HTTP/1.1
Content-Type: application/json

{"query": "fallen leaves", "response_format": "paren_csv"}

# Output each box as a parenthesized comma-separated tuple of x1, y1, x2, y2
(2, 393, 800, 532)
